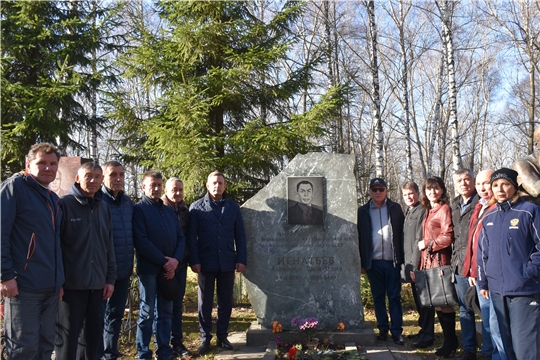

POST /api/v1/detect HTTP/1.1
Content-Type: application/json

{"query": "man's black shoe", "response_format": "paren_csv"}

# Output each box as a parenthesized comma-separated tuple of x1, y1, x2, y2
(172, 342, 191, 357)
(217, 338, 234, 350)
(392, 334, 404, 346)
(197, 340, 211, 355)
(411, 339, 433, 349)
(376, 332, 388, 341)
(457, 350, 477, 360)
(406, 333, 419, 340)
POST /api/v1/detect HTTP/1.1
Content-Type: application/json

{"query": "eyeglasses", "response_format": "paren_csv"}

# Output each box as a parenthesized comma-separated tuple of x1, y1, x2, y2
(370, 187, 386, 193)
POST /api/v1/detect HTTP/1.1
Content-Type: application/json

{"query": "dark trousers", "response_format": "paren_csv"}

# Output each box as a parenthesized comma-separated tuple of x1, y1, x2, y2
(56, 289, 104, 360)
(411, 282, 435, 342)
(171, 266, 188, 346)
(198, 270, 235, 341)
(491, 292, 540, 360)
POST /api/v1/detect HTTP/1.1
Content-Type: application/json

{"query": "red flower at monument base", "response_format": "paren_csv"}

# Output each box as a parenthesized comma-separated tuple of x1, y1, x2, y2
(288, 346, 297, 360)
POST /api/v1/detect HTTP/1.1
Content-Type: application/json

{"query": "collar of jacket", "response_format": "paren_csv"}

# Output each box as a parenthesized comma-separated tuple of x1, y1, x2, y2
(68, 182, 103, 205)
(102, 185, 124, 204)
(161, 195, 187, 211)
(496, 197, 522, 211)
(141, 194, 164, 207)
(19, 170, 52, 195)
(205, 192, 227, 204)
(453, 191, 478, 207)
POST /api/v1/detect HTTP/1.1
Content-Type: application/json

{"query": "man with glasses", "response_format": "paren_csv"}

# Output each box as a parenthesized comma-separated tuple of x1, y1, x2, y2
(357, 178, 405, 345)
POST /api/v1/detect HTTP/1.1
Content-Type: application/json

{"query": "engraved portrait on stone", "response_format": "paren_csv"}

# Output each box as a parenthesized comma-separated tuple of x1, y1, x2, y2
(287, 176, 324, 225)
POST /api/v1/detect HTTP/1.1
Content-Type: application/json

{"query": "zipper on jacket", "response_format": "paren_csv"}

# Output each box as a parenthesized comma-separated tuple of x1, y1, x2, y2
(24, 233, 36, 270)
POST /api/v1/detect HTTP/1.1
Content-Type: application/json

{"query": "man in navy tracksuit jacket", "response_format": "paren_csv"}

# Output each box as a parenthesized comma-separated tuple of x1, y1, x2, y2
(133, 171, 185, 360)
(478, 168, 540, 360)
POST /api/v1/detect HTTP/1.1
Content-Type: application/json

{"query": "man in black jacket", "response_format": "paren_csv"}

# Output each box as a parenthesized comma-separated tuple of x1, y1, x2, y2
(450, 168, 479, 360)
(357, 178, 405, 345)
(56, 162, 116, 360)
(401, 181, 434, 348)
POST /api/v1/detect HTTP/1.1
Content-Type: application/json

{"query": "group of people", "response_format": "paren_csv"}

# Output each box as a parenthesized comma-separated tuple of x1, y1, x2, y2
(359, 169, 540, 360)
(1, 142, 247, 360)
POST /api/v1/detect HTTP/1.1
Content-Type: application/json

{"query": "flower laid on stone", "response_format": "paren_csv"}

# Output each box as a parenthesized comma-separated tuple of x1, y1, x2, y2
(291, 316, 319, 342)
(273, 321, 283, 333)
(337, 322, 345, 331)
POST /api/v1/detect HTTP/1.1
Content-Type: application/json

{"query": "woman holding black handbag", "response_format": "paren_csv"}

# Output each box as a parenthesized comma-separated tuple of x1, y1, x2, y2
(417, 177, 458, 359)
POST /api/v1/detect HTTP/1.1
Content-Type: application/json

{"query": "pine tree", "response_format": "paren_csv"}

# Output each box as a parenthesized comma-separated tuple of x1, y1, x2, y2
(1, 1, 124, 175)
(116, 1, 342, 202)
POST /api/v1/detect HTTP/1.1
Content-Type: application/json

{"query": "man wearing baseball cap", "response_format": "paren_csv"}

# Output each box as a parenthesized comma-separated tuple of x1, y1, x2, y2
(357, 178, 405, 345)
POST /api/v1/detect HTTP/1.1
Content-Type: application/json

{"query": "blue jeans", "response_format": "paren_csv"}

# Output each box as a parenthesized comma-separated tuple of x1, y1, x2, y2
(136, 274, 173, 359)
(171, 266, 188, 346)
(4, 289, 58, 360)
(454, 275, 477, 352)
(491, 292, 540, 360)
(489, 292, 507, 360)
(366, 260, 403, 336)
(476, 283, 496, 357)
(103, 277, 131, 359)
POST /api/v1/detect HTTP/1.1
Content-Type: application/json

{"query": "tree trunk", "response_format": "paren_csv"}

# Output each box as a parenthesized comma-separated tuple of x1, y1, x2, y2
(397, 1, 414, 181)
(366, 0, 384, 178)
(529, 66, 535, 153)
(437, 0, 462, 172)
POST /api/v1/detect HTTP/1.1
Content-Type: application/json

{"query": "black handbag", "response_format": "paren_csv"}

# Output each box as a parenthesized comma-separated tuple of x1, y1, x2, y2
(414, 251, 458, 308)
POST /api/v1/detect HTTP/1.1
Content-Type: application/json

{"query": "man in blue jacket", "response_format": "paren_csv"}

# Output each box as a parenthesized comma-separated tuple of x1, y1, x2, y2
(1, 143, 64, 360)
(162, 177, 191, 357)
(188, 171, 247, 354)
(133, 171, 185, 360)
(101, 160, 134, 360)
(357, 178, 405, 345)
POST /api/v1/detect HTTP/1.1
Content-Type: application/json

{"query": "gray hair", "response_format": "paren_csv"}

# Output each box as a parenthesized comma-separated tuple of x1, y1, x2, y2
(166, 177, 183, 187)
(453, 168, 474, 180)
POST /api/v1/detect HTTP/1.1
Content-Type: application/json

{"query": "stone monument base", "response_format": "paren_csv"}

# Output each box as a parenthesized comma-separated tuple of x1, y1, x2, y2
(246, 321, 375, 346)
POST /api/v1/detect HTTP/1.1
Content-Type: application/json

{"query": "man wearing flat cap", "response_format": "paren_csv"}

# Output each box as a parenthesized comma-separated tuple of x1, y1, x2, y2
(357, 178, 405, 345)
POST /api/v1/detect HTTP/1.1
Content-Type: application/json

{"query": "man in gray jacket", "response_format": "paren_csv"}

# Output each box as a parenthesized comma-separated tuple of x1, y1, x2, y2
(1, 143, 64, 360)
(56, 162, 116, 360)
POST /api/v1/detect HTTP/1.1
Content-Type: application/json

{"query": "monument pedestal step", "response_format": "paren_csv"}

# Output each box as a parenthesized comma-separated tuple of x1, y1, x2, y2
(246, 321, 376, 347)
(214, 329, 422, 360)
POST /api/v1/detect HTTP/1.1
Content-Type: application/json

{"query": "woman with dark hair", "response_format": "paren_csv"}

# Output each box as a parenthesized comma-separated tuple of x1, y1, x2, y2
(418, 177, 457, 359)
(478, 168, 540, 360)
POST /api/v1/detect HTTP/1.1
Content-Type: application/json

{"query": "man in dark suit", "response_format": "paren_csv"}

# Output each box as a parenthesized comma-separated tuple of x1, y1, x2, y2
(401, 181, 434, 348)
(288, 180, 324, 225)
(187, 171, 247, 354)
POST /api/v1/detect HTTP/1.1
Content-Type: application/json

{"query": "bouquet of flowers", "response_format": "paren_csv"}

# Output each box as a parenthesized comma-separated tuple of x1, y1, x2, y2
(291, 316, 319, 341)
